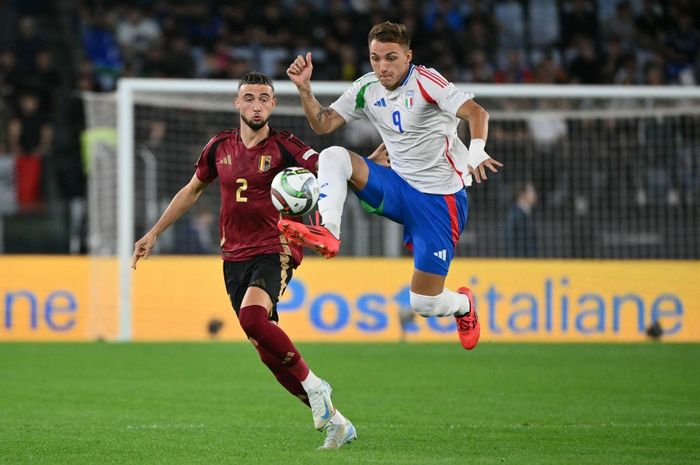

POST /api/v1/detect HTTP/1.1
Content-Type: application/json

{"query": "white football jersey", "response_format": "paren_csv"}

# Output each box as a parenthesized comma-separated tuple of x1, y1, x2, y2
(330, 64, 475, 194)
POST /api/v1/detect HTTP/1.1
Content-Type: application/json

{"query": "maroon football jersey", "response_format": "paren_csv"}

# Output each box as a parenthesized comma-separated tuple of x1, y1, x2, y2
(195, 128, 319, 267)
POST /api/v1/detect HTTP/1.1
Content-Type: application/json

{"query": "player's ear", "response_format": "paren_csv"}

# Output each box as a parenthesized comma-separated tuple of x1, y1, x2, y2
(406, 49, 413, 63)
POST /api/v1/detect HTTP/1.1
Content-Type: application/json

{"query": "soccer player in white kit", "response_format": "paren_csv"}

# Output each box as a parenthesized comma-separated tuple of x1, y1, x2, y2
(280, 21, 502, 350)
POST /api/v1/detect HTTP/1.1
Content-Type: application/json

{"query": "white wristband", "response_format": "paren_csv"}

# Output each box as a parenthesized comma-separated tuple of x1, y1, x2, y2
(467, 138, 489, 168)
(469, 138, 486, 152)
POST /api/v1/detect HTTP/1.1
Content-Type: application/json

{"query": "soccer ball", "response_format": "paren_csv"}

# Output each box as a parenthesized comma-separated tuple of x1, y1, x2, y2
(270, 167, 320, 216)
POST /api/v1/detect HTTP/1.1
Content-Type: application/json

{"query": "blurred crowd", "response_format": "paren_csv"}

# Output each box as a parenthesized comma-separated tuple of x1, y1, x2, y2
(76, 0, 699, 88)
(0, 0, 698, 255)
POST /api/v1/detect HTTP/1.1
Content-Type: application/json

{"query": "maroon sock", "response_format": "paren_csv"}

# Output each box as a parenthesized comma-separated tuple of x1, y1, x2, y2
(287, 357, 310, 382)
(238, 304, 310, 381)
(255, 344, 310, 407)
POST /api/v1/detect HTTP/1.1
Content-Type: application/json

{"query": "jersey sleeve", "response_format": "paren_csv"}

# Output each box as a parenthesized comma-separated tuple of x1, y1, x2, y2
(194, 135, 221, 183)
(416, 66, 474, 115)
(278, 131, 319, 173)
(330, 75, 375, 123)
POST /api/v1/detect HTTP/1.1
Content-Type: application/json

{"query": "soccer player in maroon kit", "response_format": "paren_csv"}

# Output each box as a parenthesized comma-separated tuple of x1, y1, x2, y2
(131, 72, 356, 449)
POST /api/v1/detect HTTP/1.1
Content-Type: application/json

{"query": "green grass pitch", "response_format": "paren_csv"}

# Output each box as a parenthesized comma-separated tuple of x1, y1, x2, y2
(1, 342, 698, 464)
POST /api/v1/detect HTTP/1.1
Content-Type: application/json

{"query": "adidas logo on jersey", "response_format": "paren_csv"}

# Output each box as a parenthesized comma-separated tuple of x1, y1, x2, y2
(217, 154, 232, 165)
(433, 249, 447, 261)
(373, 98, 387, 107)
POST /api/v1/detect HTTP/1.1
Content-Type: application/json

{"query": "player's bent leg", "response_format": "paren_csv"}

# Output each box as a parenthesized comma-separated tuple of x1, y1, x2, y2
(238, 301, 337, 427)
(254, 343, 309, 406)
(238, 306, 339, 430)
(238, 304, 309, 374)
(317, 146, 354, 238)
(410, 269, 479, 349)
(238, 295, 314, 379)
(277, 146, 352, 258)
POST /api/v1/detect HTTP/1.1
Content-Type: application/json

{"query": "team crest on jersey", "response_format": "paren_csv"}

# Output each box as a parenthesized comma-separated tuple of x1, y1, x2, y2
(258, 154, 271, 172)
(404, 90, 415, 109)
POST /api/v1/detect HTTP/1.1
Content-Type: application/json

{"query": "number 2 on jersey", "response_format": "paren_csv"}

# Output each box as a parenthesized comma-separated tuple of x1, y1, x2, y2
(236, 178, 247, 202)
(392, 110, 404, 134)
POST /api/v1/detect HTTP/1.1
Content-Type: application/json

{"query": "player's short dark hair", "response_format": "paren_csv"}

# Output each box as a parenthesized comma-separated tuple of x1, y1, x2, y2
(238, 72, 274, 91)
(368, 21, 410, 49)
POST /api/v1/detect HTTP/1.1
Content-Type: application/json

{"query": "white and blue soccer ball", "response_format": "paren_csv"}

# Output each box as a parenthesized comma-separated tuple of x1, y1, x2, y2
(270, 167, 320, 216)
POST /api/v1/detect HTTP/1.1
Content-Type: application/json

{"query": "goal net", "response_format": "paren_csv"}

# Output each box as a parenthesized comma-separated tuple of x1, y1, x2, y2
(83, 80, 700, 340)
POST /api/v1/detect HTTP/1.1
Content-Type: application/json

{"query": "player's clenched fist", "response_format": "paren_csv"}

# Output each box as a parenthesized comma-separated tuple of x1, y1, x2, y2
(287, 52, 313, 87)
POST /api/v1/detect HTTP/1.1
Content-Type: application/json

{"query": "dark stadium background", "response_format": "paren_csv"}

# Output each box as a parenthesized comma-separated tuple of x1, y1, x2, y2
(1, 0, 698, 257)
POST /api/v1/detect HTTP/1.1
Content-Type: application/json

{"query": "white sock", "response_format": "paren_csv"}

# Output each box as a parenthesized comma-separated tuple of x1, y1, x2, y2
(452, 289, 471, 317)
(410, 289, 470, 317)
(330, 409, 347, 425)
(300, 370, 323, 391)
(317, 146, 352, 239)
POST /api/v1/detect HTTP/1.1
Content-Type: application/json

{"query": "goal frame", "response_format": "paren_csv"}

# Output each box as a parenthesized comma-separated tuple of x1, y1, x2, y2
(115, 78, 700, 341)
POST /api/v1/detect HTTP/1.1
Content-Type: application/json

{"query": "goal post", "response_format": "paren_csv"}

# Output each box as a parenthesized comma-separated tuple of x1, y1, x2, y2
(116, 81, 134, 341)
(84, 79, 700, 341)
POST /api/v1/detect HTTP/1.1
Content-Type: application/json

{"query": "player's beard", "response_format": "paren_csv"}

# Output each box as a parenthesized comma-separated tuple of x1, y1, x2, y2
(241, 114, 269, 131)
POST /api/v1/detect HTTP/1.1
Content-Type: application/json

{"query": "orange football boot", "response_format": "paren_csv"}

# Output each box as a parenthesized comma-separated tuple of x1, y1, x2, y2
(455, 287, 480, 350)
(278, 219, 340, 259)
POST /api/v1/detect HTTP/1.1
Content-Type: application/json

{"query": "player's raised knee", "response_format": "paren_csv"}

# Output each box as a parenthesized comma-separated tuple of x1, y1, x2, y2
(319, 146, 353, 180)
(320, 145, 350, 160)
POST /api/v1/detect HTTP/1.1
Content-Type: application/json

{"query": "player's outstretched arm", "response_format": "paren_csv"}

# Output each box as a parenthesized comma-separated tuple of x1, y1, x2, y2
(457, 100, 503, 183)
(287, 52, 346, 135)
(132, 174, 208, 269)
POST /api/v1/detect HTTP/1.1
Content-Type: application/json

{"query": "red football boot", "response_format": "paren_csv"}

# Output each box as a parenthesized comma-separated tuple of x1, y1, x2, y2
(278, 219, 340, 259)
(455, 287, 480, 350)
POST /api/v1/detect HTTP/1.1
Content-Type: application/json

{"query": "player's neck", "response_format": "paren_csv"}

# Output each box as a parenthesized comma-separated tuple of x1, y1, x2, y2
(240, 124, 270, 148)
